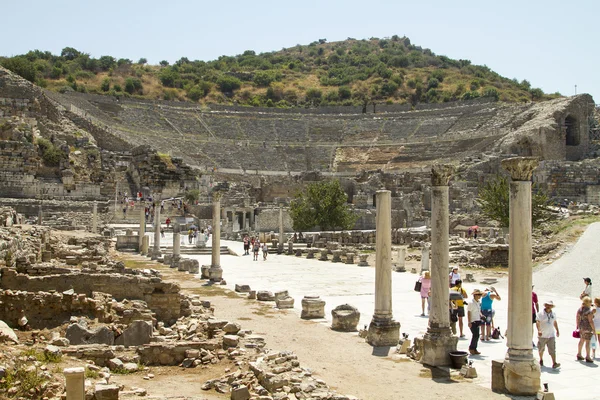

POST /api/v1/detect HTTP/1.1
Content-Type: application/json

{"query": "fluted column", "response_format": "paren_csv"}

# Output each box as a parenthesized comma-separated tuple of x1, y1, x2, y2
(367, 190, 400, 346)
(208, 192, 223, 282)
(502, 157, 541, 395)
(139, 206, 145, 252)
(421, 164, 457, 366)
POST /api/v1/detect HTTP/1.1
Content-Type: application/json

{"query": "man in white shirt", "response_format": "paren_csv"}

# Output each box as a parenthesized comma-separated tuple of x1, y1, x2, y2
(536, 300, 560, 369)
(448, 267, 461, 288)
(467, 289, 484, 355)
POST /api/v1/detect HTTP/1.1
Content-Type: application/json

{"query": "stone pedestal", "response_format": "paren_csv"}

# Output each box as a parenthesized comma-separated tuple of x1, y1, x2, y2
(421, 164, 457, 366)
(357, 254, 369, 267)
(331, 250, 342, 263)
(188, 260, 200, 274)
(287, 241, 294, 255)
(92, 201, 98, 234)
(209, 194, 223, 282)
(201, 264, 210, 279)
(331, 304, 360, 332)
(501, 157, 541, 395)
(301, 296, 325, 319)
(394, 247, 406, 272)
(319, 250, 329, 261)
(276, 296, 295, 309)
(38, 205, 43, 225)
(345, 252, 355, 264)
(64, 367, 85, 400)
(367, 190, 400, 347)
(420, 245, 430, 272)
(295, 249, 303, 257)
(306, 249, 317, 259)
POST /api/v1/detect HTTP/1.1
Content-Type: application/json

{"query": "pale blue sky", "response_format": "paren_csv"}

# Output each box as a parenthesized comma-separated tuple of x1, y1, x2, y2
(2, 0, 598, 101)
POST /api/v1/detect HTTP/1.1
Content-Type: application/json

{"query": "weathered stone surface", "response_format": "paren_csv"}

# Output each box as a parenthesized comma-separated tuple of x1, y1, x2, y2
(276, 297, 294, 309)
(106, 358, 124, 371)
(301, 296, 325, 319)
(94, 384, 119, 400)
(331, 304, 360, 332)
(230, 384, 250, 400)
(235, 284, 251, 293)
(257, 291, 275, 301)
(115, 320, 153, 347)
(66, 323, 115, 346)
(223, 322, 241, 334)
(0, 320, 18, 343)
(222, 335, 239, 348)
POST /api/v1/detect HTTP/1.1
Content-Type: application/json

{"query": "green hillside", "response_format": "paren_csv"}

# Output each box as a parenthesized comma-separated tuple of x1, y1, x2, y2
(0, 36, 559, 108)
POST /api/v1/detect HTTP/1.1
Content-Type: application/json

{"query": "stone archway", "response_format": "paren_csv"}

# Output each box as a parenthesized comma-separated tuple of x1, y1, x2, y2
(565, 115, 579, 146)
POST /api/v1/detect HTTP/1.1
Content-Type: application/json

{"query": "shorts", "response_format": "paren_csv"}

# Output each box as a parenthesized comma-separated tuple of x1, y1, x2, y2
(481, 309, 494, 326)
(532, 312, 537, 323)
(538, 337, 556, 355)
(456, 307, 465, 318)
(244, 244, 249, 251)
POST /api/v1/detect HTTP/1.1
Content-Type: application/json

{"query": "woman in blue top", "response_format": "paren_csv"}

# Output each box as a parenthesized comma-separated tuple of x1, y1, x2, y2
(480, 287, 501, 341)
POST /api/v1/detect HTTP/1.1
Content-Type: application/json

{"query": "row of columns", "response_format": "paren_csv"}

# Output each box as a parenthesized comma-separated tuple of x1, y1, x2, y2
(366, 157, 540, 395)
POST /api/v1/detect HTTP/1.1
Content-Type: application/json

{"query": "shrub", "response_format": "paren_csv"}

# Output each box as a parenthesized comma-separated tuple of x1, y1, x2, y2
(482, 87, 499, 101)
(338, 86, 352, 100)
(100, 78, 110, 92)
(124, 78, 143, 94)
(113, 84, 122, 92)
(427, 78, 440, 90)
(217, 75, 242, 93)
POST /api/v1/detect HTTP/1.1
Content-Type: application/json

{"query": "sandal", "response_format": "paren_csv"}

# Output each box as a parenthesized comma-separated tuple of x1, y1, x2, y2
(586, 358, 594, 363)
(577, 355, 585, 361)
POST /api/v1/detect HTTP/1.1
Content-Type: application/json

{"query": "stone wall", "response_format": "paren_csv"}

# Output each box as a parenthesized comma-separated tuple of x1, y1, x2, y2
(0, 289, 112, 329)
(0, 269, 182, 323)
(535, 159, 600, 204)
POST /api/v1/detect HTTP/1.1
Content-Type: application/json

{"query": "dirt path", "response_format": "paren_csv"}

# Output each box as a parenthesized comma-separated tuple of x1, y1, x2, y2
(117, 253, 510, 400)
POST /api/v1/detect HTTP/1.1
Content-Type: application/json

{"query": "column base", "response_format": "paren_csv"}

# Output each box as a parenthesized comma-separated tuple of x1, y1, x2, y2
(201, 265, 210, 279)
(208, 266, 223, 282)
(151, 250, 162, 260)
(503, 349, 541, 395)
(420, 327, 458, 366)
(170, 255, 180, 269)
(366, 316, 400, 347)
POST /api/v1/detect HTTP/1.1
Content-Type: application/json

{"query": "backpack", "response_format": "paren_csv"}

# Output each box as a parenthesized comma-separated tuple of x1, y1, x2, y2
(492, 327, 503, 340)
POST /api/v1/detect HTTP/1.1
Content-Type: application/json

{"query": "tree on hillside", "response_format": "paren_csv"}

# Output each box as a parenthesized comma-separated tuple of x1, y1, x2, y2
(289, 180, 357, 232)
(476, 175, 553, 228)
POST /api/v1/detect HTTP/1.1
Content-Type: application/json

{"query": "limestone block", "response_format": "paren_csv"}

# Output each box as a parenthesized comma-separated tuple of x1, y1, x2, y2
(503, 359, 541, 396)
(66, 323, 114, 346)
(222, 334, 239, 348)
(115, 320, 153, 347)
(201, 264, 210, 279)
(276, 296, 294, 309)
(230, 384, 250, 400)
(248, 290, 256, 300)
(357, 254, 369, 267)
(256, 291, 275, 301)
(106, 358, 124, 371)
(301, 296, 325, 319)
(44, 345, 62, 359)
(235, 284, 251, 293)
(64, 367, 85, 400)
(331, 304, 360, 332)
(491, 359, 506, 393)
(188, 260, 200, 274)
(94, 384, 119, 400)
(163, 254, 173, 265)
(223, 322, 241, 334)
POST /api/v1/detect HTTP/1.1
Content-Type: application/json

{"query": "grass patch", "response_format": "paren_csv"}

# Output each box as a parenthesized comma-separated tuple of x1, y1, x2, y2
(549, 215, 600, 236)
(85, 368, 100, 379)
(0, 363, 47, 397)
(20, 348, 62, 363)
(121, 259, 154, 270)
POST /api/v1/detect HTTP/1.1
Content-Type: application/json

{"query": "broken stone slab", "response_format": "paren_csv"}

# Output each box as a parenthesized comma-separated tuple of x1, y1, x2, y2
(248, 290, 256, 300)
(66, 323, 114, 346)
(230, 384, 250, 400)
(223, 322, 241, 334)
(44, 345, 62, 359)
(274, 290, 289, 300)
(301, 296, 325, 319)
(331, 304, 360, 332)
(222, 335, 239, 348)
(0, 320, 18, 344)
(256, 291, 275, 301)
(235, 284, 251, 293)
(114, 320, 153, 347)
(106, 358, 124, 371)
(94, 384, 119, 400)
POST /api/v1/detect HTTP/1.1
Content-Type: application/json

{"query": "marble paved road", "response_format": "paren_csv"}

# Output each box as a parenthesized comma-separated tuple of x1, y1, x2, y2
(129, 228, 600, 399)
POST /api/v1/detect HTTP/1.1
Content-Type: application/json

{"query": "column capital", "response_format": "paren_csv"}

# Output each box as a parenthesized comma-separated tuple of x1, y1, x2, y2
(501, 157, 539, 181)
(212, 191, 223, 202)
(431, 164, 455, 186)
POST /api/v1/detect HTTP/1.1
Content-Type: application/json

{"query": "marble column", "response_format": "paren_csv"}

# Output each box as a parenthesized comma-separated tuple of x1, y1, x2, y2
(64, 367, 85, 400)
(278, 205, 284, 254)
(172, 233, 181, 269)
(91, 201, 97, 234)
(38, 204, 43, 225)
(139, 206, 145, 252)
(501, 157, 541, 395)
(151, 206, 161, 260)
(421, 164, 458, 366)
(242, 211, 247, 231)
(367, 190, 400, 346)
(421, 244, 430, 272)
(208, 193, 223, 282)
(394, 247, 406, 271)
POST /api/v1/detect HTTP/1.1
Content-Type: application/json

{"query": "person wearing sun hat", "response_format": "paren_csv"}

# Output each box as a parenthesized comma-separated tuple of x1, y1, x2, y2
(536, 300, 560, 369)
(467, 289, 484, 355)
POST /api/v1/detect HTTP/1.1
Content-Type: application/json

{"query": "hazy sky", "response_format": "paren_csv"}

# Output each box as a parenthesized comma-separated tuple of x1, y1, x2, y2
(2, 0, 598, 101)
